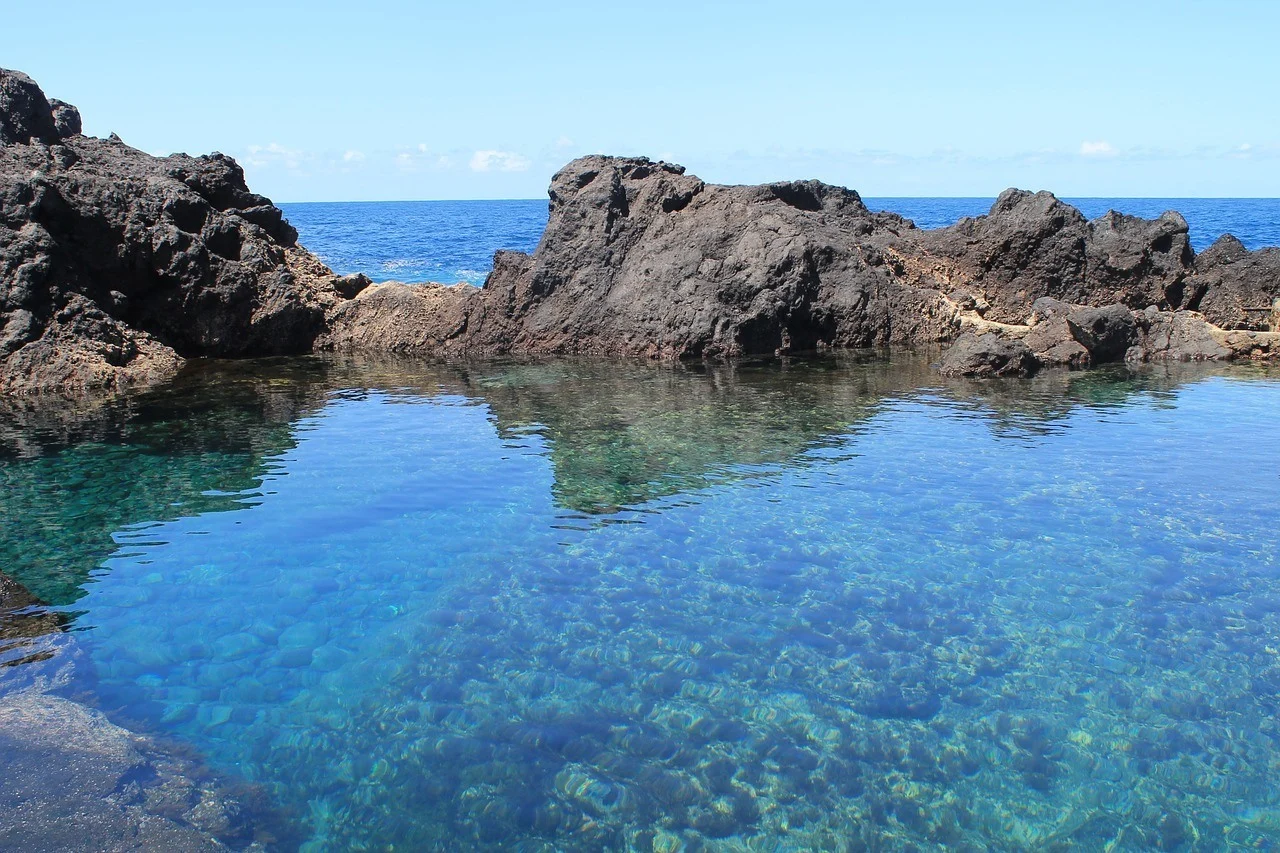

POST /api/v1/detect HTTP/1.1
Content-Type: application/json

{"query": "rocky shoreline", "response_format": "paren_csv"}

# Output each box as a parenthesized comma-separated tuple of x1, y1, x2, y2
(323, 158, 1280, 377)
(2, 67, 1278, 396)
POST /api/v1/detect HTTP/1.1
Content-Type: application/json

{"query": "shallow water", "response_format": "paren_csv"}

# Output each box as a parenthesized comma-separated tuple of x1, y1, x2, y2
(3, 355, 1280, 850)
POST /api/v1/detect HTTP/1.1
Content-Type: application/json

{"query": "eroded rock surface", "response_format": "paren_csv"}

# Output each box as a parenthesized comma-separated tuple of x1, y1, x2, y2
(0, 68, 348, 395)
(322, 156, 1280, 375)
(3, 66, 1279, 391)
(0, 691, 267, 851)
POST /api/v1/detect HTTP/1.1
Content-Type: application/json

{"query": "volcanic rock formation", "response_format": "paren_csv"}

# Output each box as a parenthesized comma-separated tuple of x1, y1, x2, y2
(323, 156, 1280, 374)
(3, 67, 1279, 393)
(0, 68, 365, 395)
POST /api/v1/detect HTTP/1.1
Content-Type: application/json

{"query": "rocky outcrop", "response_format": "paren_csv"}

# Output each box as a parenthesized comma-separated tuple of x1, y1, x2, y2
(323, 155, 1280, 375)
(0, 68, 359, 395)
(3, 66, 1278, 392)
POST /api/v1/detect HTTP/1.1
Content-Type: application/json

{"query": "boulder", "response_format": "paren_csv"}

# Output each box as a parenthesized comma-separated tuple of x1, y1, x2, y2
(1067, 303, 1139, 362)
(1131, 309, 1234, 362)
(938, 332, 1038, 378)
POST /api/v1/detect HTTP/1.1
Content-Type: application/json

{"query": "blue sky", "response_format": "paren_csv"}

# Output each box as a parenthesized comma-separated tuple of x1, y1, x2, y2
(5, 0, 1276, 201)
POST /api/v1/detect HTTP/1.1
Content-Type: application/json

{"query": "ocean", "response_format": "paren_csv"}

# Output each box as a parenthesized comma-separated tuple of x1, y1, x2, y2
(280, 196, 1280, 285)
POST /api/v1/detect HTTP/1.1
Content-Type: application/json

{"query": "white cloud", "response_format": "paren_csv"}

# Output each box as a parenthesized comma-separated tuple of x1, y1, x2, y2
(1079, 140, 1118, 158)
(392, 146, 461, 173)
(244, 142, 303, 169)
(469, 149, 531, 172)
(555, 135, 575, 149)
(343, 149, 365, 162)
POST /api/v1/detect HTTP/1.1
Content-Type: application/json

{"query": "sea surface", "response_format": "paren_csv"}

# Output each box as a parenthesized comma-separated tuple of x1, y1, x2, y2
(4, 356, 1280, 850)
(3, 198, 1280, 850)
(279, 197, 1280, 284)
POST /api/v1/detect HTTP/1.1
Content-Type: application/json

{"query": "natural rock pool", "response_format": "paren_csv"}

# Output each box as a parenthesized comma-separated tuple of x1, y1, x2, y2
(2, 354, 1279, 850)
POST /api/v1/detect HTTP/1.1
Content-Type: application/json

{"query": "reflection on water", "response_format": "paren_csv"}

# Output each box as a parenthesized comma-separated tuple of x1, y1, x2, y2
(2, 353, 1279, 850)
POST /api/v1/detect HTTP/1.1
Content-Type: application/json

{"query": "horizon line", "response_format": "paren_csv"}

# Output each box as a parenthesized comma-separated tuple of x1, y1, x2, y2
(277, 195, 1280, 206)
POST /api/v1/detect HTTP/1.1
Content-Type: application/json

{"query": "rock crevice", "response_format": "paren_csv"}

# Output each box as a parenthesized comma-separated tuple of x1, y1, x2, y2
(3, 69, 1278, 393)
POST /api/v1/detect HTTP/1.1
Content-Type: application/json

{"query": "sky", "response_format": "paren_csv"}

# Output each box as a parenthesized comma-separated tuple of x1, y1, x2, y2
(4, 0, 1277, 201)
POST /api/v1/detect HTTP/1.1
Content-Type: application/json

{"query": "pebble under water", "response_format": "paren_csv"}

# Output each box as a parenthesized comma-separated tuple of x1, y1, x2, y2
(2, 354, 1280, 850)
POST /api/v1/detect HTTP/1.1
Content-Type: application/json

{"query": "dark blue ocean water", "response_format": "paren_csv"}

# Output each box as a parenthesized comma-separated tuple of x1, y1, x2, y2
(279, 200, 548, 285)
(280, 197, 1280, 284)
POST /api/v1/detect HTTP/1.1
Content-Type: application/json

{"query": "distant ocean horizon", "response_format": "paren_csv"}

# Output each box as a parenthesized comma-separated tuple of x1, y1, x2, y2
(280, 197, 1280, 286)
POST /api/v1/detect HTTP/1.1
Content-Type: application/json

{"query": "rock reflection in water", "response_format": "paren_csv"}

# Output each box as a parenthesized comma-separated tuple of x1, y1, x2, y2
(0, 353, 1277, 850)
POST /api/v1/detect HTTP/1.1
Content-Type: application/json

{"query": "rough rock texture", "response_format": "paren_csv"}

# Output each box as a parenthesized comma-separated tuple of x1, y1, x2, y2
(938, 333, 1037, 378)
(3, 65, 1279, 391)
(0, 70, 58, 146)
(0, 691, 267, 851)
(0, 68, 347, 395)
(322, 155, 1280, 375)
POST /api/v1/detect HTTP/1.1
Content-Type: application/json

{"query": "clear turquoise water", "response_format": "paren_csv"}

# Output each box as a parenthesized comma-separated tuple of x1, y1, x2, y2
(3, 355, 1280, 850)
(279, 198, 1280, 284)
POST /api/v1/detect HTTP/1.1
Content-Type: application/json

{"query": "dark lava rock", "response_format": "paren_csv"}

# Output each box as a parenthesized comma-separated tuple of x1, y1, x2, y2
(0, 70, 58, 146)
(0, 67, 347, 395)
(938, 332, 1038, 378)
(4, 66, 1278, 392)
(48, 99, 81, 138)
(322, 155, 1280, 370)
(1192, 235, 1280, 331)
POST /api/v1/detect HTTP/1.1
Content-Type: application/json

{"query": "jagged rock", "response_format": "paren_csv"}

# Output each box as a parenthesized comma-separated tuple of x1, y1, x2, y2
(0, 67, 345, 395)
(1191, 235, 1280, 331)
(322, 155, 1279, 371)
(3, 65, 1278, 392)
(324, 156, 959, 357)
(48, 99, 80, 137)
(938, 332, 1038, 378)
(0, 70, 58, 146)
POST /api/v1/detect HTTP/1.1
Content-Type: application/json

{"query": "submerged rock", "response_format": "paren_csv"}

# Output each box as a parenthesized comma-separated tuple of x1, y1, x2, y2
(0, 691, 267, 850)
(0, 569, 62, 667)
